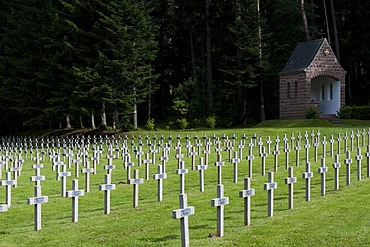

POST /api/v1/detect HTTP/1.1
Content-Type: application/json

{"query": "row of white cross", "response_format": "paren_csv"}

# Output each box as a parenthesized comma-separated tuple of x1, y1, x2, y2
(0, 129, 370, 246)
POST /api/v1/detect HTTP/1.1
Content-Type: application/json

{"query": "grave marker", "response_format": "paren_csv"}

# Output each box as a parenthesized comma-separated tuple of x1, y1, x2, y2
(73, 156, 82, 178)
(0, 172, 16, 207)
(211, 184, 229, 237)
(273, 144, 280, 172)
(104, 164, 116, 175)
(266, 136, 272, 155)
(31, 164, 45, 186)
(150, 147, 157, 166)
(59, 164, 71, 197)
(10, 166, 21, 188)
(81, 162, 94, 192)
(0, 204, 7, 213)
(99, 174, 116, 214)
(295, 140, 301, 167)
(66, 179, 85, 222)
(366, 145, 370, 178)
(239, 177, 255, 226)
(350, 131, 354, 151)
(304, 139, 310, 163)
(343, 132, 348, 153)
(285, 167, 297, 209)
(129, 169, 144, 207)
(337, 133, 342, 155)
(143, 153, 152, 180)
(318, 158, 328, 196)
(259, 147, 268, 176)
(264, 172, 277, 217)
(27, 185, 48, 231)
(172, 193, 195, 247)
(189, 146, 197, 170)
(344, 151, 352, 185)
(231, 151, 241, 182)
(284, 143, 290, 170)
(203, 146, 211, 167)
(91, 152, 99, 175)
(313, 138, 319, 162)
(214, 153, 225, 184)
(153, 165, 167, 202)
(246, 141, 255, 178)
(302, 162, 313, 201)
(355, 147, 363, 181)
(124, 158, 135, 182)
(176, 161, 188, 194)
(322, 136, 327, 159)
(195, 157, 207, 192)
(329, 135, 335, 157)
(332, 154, 341, 190)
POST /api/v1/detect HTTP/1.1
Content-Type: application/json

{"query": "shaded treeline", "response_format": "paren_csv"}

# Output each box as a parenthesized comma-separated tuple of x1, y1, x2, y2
(0, 0, 369, 134)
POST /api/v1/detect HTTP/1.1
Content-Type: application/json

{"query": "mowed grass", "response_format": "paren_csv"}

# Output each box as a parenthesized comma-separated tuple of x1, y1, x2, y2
(1, 120, 370, 246)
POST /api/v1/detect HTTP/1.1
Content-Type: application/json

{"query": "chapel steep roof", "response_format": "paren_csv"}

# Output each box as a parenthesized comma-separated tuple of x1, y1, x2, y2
(280, 38, 326, 75)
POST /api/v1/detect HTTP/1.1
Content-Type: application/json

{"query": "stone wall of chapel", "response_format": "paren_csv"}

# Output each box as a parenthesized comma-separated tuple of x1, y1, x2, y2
(279, 72, 311, 119)
(279, 41, 346, 119)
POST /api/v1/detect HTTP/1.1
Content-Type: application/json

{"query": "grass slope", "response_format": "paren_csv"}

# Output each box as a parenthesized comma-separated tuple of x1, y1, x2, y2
(1, 122, 370, 246)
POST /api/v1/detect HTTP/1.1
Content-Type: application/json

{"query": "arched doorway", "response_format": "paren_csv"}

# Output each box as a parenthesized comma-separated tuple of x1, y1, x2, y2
(311, 76, 341, 115)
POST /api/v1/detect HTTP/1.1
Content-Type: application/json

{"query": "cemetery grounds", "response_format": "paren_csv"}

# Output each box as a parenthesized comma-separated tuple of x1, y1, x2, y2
(1, 119, 370, 246)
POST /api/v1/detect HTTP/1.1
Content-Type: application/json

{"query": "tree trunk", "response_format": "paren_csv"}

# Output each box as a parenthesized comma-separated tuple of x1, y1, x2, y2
(243, 89, 247, 126)
(190, 22, 197, 82)
(66, 115, 72, 129)
(101, 102, 107, 129)
(323, 0, 331, 43)
(148, 87, 152, 121)
(330, 0, 340, 61)
(206, 0, 213, 111)
(133, 87, 138, 129)
(91, 111, 96, 129)
(300, 0, 310, 41)
(79, 112, 84, 128)
(112, 109, 119, 130)
(257, 0, 265, 122)
(133, 103, 137, 129)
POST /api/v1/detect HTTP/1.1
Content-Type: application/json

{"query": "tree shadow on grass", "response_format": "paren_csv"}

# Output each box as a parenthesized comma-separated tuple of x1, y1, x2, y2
(142, 234, 178, 243)
(189, 224, 208, 230)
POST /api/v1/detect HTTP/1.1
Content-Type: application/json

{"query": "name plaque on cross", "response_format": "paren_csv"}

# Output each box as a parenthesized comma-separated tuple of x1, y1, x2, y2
(153, 173, 167, 180)
(30, 176, 45, 182)
(318, 166, 328, 173)
(82, 168, 94, 173)
(302, 172, 313, 179)
(67, 190, 85, 197)
(104, 165, 116, 170)
(59, 171, 71, 177)
(285, 177, 297, 184)
(211, 197, 229, 207)
(0, 204, 8, 212)
(240, 189, 255, 197)
(100, 184, 116, 191)
(129, 178, 144, 185)
(263, 182, 277, 190)
(173, 206, 195, 219)
(176, 169, 189, 175)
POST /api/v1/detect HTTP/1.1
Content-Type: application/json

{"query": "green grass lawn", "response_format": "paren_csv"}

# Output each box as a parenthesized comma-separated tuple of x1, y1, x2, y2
(1, 121, 370, 246)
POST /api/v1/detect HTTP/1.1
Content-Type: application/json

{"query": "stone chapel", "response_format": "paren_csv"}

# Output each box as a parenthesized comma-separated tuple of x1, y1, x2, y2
(279, 38, 346, 119)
